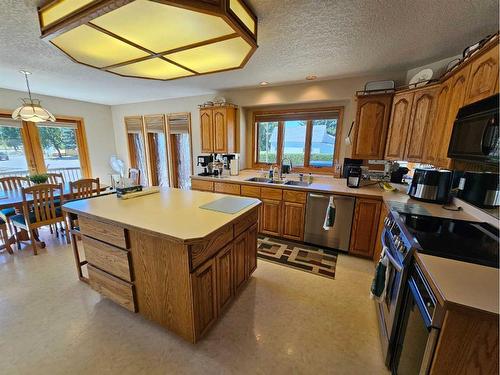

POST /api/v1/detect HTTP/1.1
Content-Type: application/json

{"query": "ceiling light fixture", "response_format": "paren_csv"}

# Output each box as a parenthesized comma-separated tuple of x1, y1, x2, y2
(37, 0, 258, 81)
(260, 81, 269, 86)
(306, 75, 317, 80)
(12, 70, 55, 123)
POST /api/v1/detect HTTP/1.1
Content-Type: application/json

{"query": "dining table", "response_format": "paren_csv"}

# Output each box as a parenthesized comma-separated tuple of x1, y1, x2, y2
(0, 183, 112, 253)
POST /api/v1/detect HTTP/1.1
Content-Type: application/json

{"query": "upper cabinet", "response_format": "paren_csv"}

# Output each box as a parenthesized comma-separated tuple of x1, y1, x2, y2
(385, 92, 414, 160)
(351, 94, 393, 159)
(464, 43, 499, 105)
(199, 106, 238, 154)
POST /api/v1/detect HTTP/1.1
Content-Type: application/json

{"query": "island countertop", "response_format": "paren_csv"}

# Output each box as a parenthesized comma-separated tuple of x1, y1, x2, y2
(62, 187, 261, 243)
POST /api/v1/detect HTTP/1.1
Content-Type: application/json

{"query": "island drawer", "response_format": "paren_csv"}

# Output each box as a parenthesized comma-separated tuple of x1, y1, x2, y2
(234, 208, 259, 236)
(79, 216, 129, 249)
(87, 265, 136, 312)
(214, 182, 240, 195)
(189, 224, 233, 271)
(261, 187, 282, 200)
(82, 235, 132, 282)
(241, 185, 261, 198)
(283, 190, 307, 203)
(191, 180, 214, 192)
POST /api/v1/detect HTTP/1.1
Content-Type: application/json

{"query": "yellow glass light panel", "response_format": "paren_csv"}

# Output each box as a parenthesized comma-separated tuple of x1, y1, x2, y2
(108, 58, 194, 80)
(52, 25, 148, 68)
(229, 0, 256, 34)
(166, 37, 252, 74)
(40, 0, 94, 28)
(91, 0, 235, 53)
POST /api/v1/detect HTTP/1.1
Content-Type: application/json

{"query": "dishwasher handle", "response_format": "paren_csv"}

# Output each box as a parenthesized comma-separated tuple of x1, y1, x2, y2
(308, 193, 352, 200)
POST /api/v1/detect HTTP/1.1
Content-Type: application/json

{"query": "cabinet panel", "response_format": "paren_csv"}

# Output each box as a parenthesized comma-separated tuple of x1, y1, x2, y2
(464, 44, 499, 105)
(213, 108, 227, 153)
(200, 109, 213, 153)
(405, 87, 438, 161)
(282, 201, 305, 241)
(216, 244, 234, 312)
(214, 182, 240, 195)
(352, 94, 393, 159)
(260, 199, 282, 236)
(233, 232, 247, 293)
(373, 204, 389, 263)
(191, 179, 214, 192)
(349, 198, 381, 258)
(283, 189, 307, 203)
(241, 185, 261, 198)
(385, 92, 414, 160)
(191, 258, 218, 337)
(246, 223, 258, 277)
(424, 83, 451, 166)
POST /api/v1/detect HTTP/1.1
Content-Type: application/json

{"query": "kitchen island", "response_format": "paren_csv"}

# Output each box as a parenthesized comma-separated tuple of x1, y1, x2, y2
(63, 188, 261, 343)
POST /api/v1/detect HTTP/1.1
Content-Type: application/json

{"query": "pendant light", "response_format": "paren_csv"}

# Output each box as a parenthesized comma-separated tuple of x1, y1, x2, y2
(12, 70, 55, 123)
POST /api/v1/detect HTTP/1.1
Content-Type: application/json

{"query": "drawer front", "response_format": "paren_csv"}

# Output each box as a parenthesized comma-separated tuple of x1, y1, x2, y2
(83, 235, 132, 282)
(261, 187, 282, 200)
(283, 189, 307, 203)
(214, 182, 240, 195)
(87, 265, 136, 312)
(234, 208, 259, 237)
(191, 179, 214, 192)
(190, 224, 234, 270)
(241, 185, 261, 198)
(79, 216, 128, 249)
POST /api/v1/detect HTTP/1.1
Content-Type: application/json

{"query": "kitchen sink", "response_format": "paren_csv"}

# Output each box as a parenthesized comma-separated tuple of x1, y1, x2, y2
(245, 177, 272, 183)
(269, 180, 286, 184)
(285, 180, 310, 186)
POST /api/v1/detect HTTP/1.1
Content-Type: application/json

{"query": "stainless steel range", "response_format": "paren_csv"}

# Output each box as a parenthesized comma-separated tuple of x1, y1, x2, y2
(375, 210, 417, 366)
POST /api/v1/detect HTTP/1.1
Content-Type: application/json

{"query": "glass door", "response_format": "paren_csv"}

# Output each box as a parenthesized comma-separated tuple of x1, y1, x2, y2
(167, 113, 193, 189)
(125, 116, 148, 186)
(144, 115, 169, 187)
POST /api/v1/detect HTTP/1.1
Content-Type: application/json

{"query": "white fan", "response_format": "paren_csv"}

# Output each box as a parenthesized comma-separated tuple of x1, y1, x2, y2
(109, 155, 126, 178)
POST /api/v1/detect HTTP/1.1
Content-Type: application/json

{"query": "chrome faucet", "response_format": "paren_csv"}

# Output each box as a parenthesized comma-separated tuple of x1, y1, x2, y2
(279, 157, 293, 179)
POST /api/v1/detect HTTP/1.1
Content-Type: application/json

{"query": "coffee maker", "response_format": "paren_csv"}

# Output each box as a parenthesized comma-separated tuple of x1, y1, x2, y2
(197, 155, 214, 176)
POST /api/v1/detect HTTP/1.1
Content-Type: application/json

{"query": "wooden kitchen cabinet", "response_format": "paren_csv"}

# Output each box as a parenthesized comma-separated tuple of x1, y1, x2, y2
(246, 223, 258, 276)
(199, 106, 237, 154)
(351, 93, 393, 159)
(260, 198, 282, 236)
(282, 201, 305, 241)
(233, 232, 247, 293)
(191, 258, 218, 337)
(385, 91, 415, 160)
(373, 204, 389, 263)
(349, 198, 382, 258)
(216, 244, 234, 312)
(404, 86, 439, 161)
(464, 43, 499, 105)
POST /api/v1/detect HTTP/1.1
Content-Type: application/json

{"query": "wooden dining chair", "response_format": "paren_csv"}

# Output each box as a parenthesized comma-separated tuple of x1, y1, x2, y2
(69, 178, 100, 200)
(128, 168, 141, 185)
(46, 172, 64, 184)
(0, 176, 31, 249)
(10, 183, 69, 255)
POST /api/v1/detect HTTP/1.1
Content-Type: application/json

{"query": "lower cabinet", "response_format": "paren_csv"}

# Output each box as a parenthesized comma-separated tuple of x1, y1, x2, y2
(261, 198, 282, 236)
(282, 201, 305, 241)
(349, 198, 382, 258)
(233, 232, 247, 293)
(246, 223, 258, 275)
(191, 258, 218, 338)
(216, 244, 234, 312)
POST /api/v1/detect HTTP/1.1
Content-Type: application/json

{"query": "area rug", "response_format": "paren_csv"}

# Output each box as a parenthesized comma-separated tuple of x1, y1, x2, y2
(257, 236, 338, 279)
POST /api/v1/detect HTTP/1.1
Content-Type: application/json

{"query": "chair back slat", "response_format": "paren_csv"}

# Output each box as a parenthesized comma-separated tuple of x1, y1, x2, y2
(0, 176, 30, 191)
(21, 183, 63, 225)
(46, 173, 64, 185)
(70, 178, 100, 200)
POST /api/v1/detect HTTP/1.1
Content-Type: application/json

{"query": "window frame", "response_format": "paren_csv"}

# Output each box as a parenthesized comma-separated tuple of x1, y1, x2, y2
(0, 110, 92, 178)
(252, 106, 344, 174)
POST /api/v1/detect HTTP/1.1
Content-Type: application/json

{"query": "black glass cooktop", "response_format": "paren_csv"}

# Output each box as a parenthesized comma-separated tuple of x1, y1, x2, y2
(398, 213, 499, 268)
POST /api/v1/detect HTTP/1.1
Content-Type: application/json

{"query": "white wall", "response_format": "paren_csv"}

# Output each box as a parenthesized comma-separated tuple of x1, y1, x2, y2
(111, 72, 407, 174)
(406, 55, 461, 84)
(0, 88, 115, 182)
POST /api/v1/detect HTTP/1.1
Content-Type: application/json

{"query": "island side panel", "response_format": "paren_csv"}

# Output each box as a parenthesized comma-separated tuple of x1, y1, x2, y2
(129, 230, 196, 343)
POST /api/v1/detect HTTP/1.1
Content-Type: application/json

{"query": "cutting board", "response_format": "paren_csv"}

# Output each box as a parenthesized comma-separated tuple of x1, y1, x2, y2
(199, 196, 257, 214)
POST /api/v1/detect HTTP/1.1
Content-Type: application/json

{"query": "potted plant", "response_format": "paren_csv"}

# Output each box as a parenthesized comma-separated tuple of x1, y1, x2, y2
(28, 173, 49, 184)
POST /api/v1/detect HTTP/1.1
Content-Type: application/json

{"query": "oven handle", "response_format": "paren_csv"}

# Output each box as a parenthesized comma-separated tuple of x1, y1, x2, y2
(381, 229, 403, 273)
(408, 276, 433, 329)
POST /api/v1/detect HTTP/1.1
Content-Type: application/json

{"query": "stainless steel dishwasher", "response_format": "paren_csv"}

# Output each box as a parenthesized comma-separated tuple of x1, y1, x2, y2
(304, 193, 355, 251)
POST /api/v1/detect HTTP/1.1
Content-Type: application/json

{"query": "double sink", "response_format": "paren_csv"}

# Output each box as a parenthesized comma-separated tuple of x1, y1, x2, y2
(245, 177, 311, 187)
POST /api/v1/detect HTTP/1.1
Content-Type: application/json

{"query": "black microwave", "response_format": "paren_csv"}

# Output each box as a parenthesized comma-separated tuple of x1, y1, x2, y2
(448, 94, 499, 164)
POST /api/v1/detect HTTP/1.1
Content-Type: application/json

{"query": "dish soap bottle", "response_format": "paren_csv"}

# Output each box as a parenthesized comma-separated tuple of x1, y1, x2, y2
(308, 173, 313, 184)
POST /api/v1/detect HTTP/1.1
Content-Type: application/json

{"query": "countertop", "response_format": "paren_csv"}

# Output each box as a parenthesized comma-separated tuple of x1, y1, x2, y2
(62, 187, 260, 243)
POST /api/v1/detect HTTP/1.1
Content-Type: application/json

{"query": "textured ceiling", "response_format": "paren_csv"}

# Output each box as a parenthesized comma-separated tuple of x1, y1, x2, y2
(0, 0, 498, 105)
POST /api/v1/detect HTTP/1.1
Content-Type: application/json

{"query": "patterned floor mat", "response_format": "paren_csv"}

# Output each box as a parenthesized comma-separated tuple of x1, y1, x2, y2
(257, 236, 338, 279)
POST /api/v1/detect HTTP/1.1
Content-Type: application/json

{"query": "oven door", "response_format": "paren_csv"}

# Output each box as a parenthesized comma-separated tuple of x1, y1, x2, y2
(377, 228, 405, 365)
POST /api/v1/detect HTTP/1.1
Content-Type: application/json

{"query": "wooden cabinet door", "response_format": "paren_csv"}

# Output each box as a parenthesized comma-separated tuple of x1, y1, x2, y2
(352, 94, 393, 159)
(246, 223, 258, 277)
(216, 244, 234, 312)
(282, 201, 305, 241)
(385, 92, 414, 160)
(260, 199, 281, 236)
(424, 83, 451, 166)
(349, 198, 381, 258)
(233, 232, 247, 293)
(213, 108, 227, 153)
(464, 44, 499, 105)
(372, 204, 389, 263)
(191, 258, 217, 337)
(438, 65, 471, 167)
(404, 87, 438, 161)
(200, 109, 213, 153)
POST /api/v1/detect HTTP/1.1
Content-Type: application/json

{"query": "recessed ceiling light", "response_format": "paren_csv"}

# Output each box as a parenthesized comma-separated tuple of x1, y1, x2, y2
(306, 75, 317, 80)
(260, 81, 269, 86)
